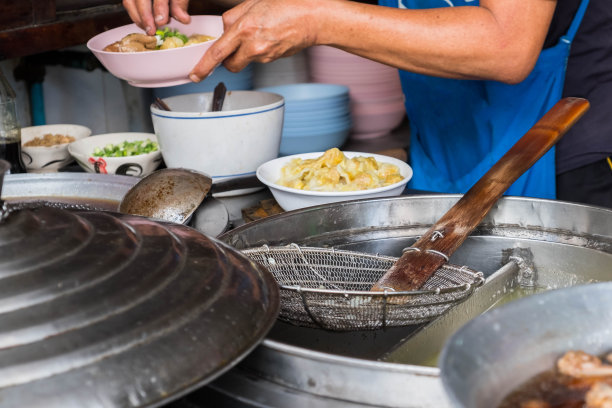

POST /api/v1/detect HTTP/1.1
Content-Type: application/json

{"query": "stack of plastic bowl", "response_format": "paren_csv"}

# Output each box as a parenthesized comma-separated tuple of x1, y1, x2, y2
(257, 83, 351, 156)
(153, 64, 253, 99)
(253, 51, 310, 88)
(308, 46, 406, 140)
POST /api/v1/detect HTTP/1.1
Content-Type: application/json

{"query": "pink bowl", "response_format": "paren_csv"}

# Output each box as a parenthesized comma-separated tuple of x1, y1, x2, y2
(310, 59, 398, 71)
(310, 72, 399, 87)
(308, 46, 373, 62)
(310, 62, 397, 77)
(87, 15, 223, 88)
(351, 97, 405, 112)
(349, 130, 390, 140)
(351, 107, 406, 135)
(348, 88, 404, 103)
(309, 46, 398, 70)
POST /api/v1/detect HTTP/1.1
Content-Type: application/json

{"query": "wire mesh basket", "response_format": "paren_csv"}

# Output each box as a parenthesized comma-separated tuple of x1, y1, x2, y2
(242, 244, 485, 331)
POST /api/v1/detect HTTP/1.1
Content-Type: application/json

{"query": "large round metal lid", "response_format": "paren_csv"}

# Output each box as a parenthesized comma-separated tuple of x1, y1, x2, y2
(0, 201, 279, 407)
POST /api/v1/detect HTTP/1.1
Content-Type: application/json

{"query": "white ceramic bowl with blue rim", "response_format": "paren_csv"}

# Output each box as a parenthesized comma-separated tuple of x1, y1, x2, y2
(256, 151, 413, 210)
(151, 90, 285, 197)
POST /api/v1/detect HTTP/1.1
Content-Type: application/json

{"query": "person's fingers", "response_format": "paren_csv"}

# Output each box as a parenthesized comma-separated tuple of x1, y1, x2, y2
(188, 8, 247, 81)
(170, 0, 191, 24)
(123, 0, 193, 34)
(222, 0, 257, 27)
(133, 0, 157, 34)
(189, 33, 239, 81)
(123, 0, 145, 30)
(222, 50, 256, 73)
(152, 0, 171, 27)
(190, 0, 313, 81)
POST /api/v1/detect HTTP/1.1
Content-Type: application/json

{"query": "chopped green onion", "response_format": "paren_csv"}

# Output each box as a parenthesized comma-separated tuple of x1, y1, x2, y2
(155, 28, 188, 44)
(92, 139, 159, 157)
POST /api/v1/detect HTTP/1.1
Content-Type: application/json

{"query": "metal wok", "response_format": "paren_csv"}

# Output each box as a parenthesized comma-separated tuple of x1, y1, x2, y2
(440, 282, 612, 408)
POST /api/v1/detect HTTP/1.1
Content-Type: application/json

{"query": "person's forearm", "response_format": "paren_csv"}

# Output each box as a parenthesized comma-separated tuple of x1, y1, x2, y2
(312, 0, 556, 83)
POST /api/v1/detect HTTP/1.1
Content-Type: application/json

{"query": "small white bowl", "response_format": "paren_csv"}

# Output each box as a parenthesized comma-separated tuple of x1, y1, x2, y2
(20, 124, 92, 173)
(68, 132, 162, 177)
(256, 151, 413, 211)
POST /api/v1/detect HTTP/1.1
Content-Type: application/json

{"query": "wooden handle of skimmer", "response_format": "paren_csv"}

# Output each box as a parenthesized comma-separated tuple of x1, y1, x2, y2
(371, 97, 590, 292)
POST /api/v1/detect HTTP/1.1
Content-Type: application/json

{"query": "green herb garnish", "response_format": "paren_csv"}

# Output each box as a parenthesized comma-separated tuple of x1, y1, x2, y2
(155, 28, 189, 44)
(93, 139, 159, 157)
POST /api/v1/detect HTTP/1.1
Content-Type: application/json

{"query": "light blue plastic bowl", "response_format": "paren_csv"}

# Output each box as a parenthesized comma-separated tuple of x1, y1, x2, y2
(257, 83, 349, 111)
(284, 105, 350, 120)
(279, 128, 351, 156)
(283, 118, 352, 136)
(257, 83, 349, 101)
(284, 113, 352, 129)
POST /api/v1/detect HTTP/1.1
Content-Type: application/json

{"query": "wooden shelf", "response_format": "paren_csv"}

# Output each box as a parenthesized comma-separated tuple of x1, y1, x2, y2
(0, 1, 224, 60)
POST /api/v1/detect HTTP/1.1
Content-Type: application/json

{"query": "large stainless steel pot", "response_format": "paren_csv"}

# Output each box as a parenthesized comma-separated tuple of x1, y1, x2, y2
(209, 195, 612, 408)
(1, 172, 230, 237)
(0, 164, 280, 407)
(440, 282, 612, 408)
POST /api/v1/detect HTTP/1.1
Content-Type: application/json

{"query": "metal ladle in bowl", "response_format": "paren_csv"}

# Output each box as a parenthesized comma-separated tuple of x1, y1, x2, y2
(211, 82, 227, 112)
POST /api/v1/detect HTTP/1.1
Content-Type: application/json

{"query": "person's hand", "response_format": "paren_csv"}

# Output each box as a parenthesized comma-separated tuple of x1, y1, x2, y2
(123, 0, 191, 35)
(189, 0, 320, 82)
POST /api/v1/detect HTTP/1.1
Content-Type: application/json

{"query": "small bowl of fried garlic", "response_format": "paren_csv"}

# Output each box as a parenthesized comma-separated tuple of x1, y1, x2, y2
(20, 124, 92, 173)
(87, 15, 223, 87)
(256, 148, 413, 211)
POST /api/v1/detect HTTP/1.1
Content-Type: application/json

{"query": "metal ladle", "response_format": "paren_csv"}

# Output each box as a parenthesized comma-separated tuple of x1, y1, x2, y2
(118, 168, 262, 224)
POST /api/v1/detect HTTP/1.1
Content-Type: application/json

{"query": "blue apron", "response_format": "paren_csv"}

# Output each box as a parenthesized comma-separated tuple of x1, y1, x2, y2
(378, 0, 589, 198)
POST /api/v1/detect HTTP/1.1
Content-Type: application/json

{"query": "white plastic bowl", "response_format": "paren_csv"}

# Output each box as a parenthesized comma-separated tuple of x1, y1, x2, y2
(20, 124, 92, 173)
(151, 91, 284, 195)
(256, 151, 413, 211)
(68, 132, 162, 177)
(87, 15, 223, 87)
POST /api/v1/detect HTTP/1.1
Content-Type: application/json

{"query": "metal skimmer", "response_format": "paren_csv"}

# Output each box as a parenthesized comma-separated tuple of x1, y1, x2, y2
(242, 244, 484, 331)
